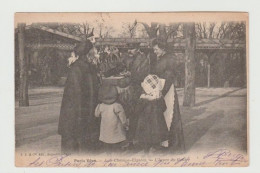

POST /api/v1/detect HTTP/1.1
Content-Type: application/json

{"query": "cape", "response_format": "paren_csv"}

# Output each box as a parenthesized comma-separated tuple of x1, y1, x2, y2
(58, 59, 99, 140)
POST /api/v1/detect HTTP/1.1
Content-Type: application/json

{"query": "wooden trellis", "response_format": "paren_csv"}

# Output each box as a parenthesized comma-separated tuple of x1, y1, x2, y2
(16, 24, 246, 107)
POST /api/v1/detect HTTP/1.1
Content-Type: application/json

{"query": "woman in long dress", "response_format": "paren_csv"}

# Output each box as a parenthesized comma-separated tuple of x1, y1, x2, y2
(58, 40, 99, 154)
(152, 40, 185, 153)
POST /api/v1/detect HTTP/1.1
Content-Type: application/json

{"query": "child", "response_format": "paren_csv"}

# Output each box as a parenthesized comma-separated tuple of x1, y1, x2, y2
(95, 85, 128, 153)
(135, 74, 169, 153)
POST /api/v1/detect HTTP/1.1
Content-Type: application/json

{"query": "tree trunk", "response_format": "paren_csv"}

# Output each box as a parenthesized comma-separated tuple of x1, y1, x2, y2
(158, 24, 167, 42)
(18, 23, 29, 107)
(141, 22, 158, 39)
(183, 23, 196, 107)
(150, 22, 158, 38)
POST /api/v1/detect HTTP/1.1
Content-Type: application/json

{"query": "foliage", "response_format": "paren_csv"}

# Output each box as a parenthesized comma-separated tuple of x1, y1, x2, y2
(195, 22, 246, 40)
(95, 14, 115, 38)
(120, 20, 138, 38)
(140, 22, 183, 43)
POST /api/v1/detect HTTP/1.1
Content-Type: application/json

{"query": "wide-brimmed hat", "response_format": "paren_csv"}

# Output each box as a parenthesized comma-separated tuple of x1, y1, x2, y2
(98, 85, 118, 104)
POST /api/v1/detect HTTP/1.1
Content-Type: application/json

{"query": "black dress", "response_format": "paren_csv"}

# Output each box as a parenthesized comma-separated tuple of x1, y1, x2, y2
(153, 53, 185, 153)
(135, 98, 169, 147)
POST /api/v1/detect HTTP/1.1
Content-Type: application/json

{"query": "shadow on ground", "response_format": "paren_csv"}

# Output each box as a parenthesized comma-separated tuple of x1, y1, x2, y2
(181, 106, 225, 152)
(195, 88, 243, 106)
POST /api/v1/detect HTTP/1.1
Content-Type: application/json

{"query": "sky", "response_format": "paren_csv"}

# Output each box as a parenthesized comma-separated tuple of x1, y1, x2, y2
(14, 13, 247, 38)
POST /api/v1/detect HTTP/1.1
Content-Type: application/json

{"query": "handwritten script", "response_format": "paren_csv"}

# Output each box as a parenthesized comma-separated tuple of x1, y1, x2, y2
(203, 148, 247, 166)
(25, 149, 247, 167)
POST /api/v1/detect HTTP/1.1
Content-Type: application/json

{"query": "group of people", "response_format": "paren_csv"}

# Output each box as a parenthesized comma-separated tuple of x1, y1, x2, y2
(58, 38, 185, 155)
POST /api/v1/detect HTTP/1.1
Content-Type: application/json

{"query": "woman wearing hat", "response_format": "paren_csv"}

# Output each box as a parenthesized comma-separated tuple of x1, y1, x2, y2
(58, 40, 100, 154)
(152, 39, 185, 153)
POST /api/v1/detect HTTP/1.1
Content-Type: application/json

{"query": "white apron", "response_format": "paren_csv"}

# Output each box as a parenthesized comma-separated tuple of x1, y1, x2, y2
(161, 84, 175, 147)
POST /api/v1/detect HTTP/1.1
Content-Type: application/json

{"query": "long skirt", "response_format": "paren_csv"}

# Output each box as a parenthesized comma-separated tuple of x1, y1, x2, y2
(162, 84, 185, 153)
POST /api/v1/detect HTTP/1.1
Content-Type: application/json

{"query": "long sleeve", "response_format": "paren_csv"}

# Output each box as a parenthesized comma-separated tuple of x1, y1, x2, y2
(155, 54, 176, 96)
(114, 103, 127, 125)
(134, 99, 146, 114)
(157, 97, 167, 112)
(95, 104, 101, 117)
(59, 65, 82, 137)
(130, 53, 150, 84)
(86, 72, 94, 118)
(65, 67, 82, 120)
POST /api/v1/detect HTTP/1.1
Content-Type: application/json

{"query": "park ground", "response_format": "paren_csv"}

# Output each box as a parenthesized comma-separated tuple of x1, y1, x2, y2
(15, 87, 247, 154)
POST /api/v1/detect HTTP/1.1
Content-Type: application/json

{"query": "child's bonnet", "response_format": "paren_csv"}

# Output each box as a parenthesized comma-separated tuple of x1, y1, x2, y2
(140, 74, 165, 100)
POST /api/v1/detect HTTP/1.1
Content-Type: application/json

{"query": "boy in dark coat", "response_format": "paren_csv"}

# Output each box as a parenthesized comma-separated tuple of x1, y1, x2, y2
(58, 40, 99, 154)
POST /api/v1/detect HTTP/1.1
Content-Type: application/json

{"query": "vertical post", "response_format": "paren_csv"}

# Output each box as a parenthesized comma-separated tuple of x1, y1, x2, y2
(158, 24, 167, 42)
(18, 23, 29, 107)
(240, 49, 247, 87)
(207, 63, 210, 88)
(183, 22, 196, 107)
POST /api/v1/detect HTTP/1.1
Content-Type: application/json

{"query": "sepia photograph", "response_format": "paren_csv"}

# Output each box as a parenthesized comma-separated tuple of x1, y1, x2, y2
(14, 12, 248, 167)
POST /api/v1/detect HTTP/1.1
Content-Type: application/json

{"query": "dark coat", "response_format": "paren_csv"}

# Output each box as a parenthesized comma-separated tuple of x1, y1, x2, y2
(130, 51, 150, 87)
(127, 51, 150, 140)
(153, 53, 185, 153)
(135, 98, 169, 145)
(58, 59, 99, 141)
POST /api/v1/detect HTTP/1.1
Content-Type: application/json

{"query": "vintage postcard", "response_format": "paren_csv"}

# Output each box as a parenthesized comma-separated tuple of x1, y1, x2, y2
(15, 12, 248, 167)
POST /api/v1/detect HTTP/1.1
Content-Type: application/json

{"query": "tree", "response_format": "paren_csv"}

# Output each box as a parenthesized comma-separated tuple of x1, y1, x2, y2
(141, 22, 181, 41)
(121, 20, 138, 38)
(183, 23, 196, 107)
(195, 21, 246, 40)
(195, 21, 246, 87)
(139, 26, 149, 38)
(82, 22, 93, 37)
(166, 23, 183, 40)
(18, 23, 29, 106)
(96, 21, 114, 38)
(158, 24, 167, 42)
(141, 22, 159, 38)
(95, 14, 115, 38)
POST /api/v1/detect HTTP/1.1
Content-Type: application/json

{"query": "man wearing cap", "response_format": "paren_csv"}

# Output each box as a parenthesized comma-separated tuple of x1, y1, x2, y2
(128, 43, 150, 97)
(127, 43, 150, 143)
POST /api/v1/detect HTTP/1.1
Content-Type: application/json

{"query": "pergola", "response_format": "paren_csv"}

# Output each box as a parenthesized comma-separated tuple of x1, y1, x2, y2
(16, 24, 246, 106)
(18, 25, 246, 51)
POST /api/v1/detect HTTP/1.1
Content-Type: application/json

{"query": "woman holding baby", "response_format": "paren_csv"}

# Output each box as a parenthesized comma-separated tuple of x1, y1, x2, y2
(151, 39, 185, 153)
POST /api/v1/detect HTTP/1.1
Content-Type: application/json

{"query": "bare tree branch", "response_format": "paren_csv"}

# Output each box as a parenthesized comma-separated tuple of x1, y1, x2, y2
(166, 23, 181, 40)
(208, 22, 216, 39)
(140, 22, 158, 38)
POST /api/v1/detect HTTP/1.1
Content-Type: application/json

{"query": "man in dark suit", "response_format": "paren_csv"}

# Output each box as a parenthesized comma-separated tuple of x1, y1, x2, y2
(127, 43, 150, 144)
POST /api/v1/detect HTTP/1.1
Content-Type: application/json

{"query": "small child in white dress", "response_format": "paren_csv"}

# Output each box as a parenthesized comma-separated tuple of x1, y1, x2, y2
(95, 85, 128, 153)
